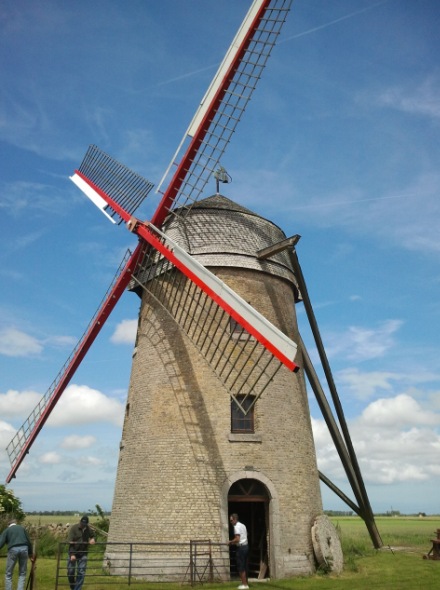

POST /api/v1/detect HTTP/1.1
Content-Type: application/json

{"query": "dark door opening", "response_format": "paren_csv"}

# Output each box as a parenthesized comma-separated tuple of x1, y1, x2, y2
(228, 479, 270, 579)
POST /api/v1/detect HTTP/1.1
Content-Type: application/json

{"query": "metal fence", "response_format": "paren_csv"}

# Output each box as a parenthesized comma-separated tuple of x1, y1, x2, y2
(55, 540, 234, 588)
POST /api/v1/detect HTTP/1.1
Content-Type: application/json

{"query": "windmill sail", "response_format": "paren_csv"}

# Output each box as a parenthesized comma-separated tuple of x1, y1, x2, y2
(70, 145, 154, 224)
(69, 165, 299, 372)
(5, 248, 143, 482)
(139, 269, 285, 416)
(6, 0, 294, 481)
(132, 223, 298, 403)
(155, 0, 292, 224)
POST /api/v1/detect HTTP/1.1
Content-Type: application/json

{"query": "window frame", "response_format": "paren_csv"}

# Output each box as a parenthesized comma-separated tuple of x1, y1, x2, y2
(231, 394, 255, 433)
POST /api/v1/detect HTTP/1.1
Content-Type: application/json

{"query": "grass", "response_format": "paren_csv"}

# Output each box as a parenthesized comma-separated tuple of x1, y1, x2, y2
(26, 514, 84, 526)
(335, 515, 438, 552)
(1, 516, 439, 589)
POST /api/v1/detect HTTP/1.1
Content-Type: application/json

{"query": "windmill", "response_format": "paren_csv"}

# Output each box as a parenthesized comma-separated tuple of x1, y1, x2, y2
(5, 0, 382, 580)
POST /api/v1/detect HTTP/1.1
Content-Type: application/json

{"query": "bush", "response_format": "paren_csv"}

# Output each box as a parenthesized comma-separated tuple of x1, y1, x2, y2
(30, 529, 60, 558)
(0, 485, 26, 531)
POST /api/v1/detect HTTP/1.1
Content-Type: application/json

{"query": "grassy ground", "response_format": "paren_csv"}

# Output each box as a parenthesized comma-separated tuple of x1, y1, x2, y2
(335, 515, 439, 553)
(1, 516, 439, 589)
(26, 513, 85, 526)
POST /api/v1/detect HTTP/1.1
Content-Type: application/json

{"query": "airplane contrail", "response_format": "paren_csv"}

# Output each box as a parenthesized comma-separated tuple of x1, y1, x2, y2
(280, 0, 390, 43)
(158, 1, 391, 87)
(157, 64, 217, 87)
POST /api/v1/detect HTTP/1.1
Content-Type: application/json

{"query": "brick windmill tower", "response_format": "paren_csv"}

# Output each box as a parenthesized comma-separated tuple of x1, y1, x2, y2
(5, 0, 381, 580)
(109, 194, 323, 578)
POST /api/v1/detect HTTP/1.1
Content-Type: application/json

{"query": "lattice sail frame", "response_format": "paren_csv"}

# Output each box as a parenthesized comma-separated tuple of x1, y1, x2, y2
(71, 145, 154, 224)
(157, 0, 292, 222)
(5, 0, 294, 480)
(70, 0, 293, 229)
(131, 240, 284, 415)
(6, 249, 135, 468)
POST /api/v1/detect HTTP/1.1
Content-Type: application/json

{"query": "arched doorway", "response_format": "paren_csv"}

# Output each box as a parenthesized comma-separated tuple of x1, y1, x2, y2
(228, 479, 270, 579)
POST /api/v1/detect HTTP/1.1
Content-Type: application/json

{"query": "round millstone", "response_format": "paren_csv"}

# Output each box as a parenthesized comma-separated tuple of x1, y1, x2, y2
(311, 514, 344, 574)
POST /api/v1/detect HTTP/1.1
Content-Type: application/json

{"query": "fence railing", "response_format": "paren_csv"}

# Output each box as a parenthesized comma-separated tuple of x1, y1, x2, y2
(55, 540, 234, 587)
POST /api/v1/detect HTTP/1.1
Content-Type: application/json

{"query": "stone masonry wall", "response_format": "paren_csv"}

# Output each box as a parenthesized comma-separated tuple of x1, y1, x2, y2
(108, 197, 322, 579)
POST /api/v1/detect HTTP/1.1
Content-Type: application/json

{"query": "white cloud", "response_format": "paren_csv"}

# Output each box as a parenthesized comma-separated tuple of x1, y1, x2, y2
(326, 320, 402, 362)
(0, 327, 43, 357)
(80, 455, 105, 467)
(312, 394, 440, 487)
(277, 166, 440, 256)
(428, 390, 440, 412)
(0, 387, 123, 427)
(337, 368, 440, 401)
(355, 425, 440, 485)
(377, 76, 440, 119)
(61, 435, 97, 450)
(310, 417, 346, 480)
(345, 321, 402, 360)
(310, 417, 332, 448)
(110, 319, 137, 345)
(0, 420, 16, 438)
(363, 459, 429, 484)
(0, 389, 42, 418)
(47, 384, 124, 427)
(57, 470, 82, 483)
(39, 451, 62, 464)
(360, 393, 439, 427)
(0, 386, 122, 475)
(0, 181, 75, 219)
(45, 335, 77, 348)
(337, 368, 403, 400)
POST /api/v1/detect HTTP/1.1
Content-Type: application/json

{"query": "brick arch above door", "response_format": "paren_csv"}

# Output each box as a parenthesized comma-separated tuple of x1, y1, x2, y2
(228, 478, 269, 501)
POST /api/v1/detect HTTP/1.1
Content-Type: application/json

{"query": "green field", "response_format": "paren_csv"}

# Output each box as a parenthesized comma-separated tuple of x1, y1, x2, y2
(2, 515, 440, 589)
(335, 515, 439, 550)
(26, 513, 83, 526)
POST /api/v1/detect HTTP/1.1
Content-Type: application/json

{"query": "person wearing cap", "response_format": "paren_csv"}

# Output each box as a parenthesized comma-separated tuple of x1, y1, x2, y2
(0, 518, 35, 590)
(67, 515, 95, 590)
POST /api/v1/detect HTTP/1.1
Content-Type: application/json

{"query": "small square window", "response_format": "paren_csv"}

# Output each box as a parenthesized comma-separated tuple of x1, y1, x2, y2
(231, 395, 255, 433)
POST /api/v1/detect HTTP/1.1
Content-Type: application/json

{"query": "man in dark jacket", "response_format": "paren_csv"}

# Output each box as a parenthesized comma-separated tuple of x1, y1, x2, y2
(0, 518, 34, 590)
(67, 515, 95, 590)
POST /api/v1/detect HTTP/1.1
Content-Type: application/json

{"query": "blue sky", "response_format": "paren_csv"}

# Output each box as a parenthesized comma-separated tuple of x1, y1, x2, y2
(1, 0, 439, 517)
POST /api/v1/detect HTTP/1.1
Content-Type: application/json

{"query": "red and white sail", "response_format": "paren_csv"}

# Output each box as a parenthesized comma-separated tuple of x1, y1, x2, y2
(6, 0, 294, 482)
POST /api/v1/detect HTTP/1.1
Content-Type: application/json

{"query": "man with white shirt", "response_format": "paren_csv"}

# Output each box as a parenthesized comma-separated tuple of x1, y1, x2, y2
(228, 513, 249, 589)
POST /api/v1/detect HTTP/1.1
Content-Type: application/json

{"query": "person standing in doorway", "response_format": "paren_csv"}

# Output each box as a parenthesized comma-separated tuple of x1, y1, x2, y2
(67, 515, 95, 590)
(0, 518, 35, 590)
(229, 513, 249, 589)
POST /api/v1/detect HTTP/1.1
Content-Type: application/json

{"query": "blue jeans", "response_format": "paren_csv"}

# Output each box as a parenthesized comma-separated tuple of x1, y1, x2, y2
(67, 554, 88, 590)
(5, 545, 28, 590)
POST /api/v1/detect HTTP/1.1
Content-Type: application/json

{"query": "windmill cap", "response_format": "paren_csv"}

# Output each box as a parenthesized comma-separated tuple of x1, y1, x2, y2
(80, 516, 89, 524)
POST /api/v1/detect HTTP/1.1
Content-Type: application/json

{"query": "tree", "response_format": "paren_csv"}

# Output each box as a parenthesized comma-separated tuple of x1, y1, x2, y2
(0, 485, 26, 531)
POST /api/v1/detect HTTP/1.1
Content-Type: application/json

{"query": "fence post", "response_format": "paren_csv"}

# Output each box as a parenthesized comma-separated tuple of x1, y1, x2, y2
(208, 540, 214, 583)
(55, 542, 63, 590)
(190, 540, 194, 586)
(128, 543, 133, 586)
